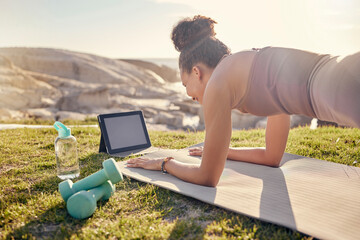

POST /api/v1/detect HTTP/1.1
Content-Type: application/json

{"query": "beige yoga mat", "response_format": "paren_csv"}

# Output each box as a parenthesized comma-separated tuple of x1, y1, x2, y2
(117, 146, 360, 240)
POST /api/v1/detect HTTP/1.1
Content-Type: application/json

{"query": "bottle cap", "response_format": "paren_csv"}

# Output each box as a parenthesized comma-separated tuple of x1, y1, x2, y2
(54, 121, 71, 138)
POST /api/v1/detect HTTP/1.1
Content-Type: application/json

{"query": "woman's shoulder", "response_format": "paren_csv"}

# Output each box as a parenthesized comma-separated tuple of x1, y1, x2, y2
(206, 50, 256, 108)
(214, 50, 257, 74)
(210, 50, 256, 85)
(231, 50, 257, 62)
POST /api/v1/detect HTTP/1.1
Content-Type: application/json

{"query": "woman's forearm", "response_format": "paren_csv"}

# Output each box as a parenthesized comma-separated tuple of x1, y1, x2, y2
(227, 148, 281, 167)
(164, 160, 218, 187)
(227, 114, 290, 167)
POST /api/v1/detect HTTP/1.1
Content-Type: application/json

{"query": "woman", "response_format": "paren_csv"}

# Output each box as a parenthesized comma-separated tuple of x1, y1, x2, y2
(127, 15, 360, 187)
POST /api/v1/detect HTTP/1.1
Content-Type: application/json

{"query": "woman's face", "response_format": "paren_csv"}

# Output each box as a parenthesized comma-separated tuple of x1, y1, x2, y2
(180, 67, 206, 104)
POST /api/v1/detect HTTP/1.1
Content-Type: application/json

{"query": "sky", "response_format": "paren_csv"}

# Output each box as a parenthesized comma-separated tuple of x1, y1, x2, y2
(0, 0, 359, 58)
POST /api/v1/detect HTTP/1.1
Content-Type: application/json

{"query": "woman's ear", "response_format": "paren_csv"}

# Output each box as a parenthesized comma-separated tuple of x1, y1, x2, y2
(192, 66, 202, 81)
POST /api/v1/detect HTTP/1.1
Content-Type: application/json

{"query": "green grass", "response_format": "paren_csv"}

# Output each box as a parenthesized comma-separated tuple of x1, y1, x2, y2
(0, 123, 359, 239)
(0, 117, 99, 126)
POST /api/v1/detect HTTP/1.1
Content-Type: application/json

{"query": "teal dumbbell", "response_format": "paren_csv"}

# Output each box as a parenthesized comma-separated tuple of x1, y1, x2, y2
(66, 180, 115, 219)
(59, 158, 122, 202)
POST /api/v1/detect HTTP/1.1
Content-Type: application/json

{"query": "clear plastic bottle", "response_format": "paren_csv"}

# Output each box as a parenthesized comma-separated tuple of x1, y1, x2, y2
(54, 121, 80, 180)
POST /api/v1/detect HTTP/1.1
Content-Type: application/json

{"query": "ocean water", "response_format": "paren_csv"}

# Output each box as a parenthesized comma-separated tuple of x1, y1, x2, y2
(141, 58, 179, 70)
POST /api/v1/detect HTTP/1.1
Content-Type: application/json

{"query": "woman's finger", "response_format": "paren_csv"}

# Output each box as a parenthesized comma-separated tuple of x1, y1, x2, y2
(189, 152, 201, 156)
(127, 157, 148, 163)
(126, 157, 163, 170)
(189, 147, 203, 150)
(189, 148, 200, 153)
(126, 163, 139, 167)
(188, 148, 203, 156)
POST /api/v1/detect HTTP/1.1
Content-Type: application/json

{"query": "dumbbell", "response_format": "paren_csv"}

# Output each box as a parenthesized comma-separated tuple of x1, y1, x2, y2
(66, 180, 115, 219)
(59, 158, 122, 202)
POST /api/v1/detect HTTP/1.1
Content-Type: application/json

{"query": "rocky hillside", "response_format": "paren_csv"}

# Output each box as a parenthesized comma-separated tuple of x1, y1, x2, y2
(0, 47, 204, 130)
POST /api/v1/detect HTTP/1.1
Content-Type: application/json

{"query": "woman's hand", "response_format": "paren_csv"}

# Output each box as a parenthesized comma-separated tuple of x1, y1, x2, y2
(126, 157, 163, 171)
(188, 147, 203, 156)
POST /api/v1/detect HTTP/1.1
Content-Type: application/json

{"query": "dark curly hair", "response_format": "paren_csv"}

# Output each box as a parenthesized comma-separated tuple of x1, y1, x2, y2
(171, 15, 231, 73)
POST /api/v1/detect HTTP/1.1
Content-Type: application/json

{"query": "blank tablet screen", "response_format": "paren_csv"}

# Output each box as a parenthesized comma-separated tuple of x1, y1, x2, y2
(103, 114, 148, 150)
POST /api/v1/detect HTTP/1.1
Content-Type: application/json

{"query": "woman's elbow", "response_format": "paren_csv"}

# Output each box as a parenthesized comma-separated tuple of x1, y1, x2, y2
(198, 174, 220, 187)
(201, 180, 218, 188)
(203, 178, 219, 187)
(266, 157, 282, 167)
(264, 150, 283, 167)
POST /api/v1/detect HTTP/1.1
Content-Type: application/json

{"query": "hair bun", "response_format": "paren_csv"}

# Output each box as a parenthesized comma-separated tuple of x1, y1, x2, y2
(171, 15, 217, 52)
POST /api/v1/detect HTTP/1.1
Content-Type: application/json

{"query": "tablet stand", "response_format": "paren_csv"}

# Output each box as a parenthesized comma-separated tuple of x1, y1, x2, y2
(99, 132, 107, 153)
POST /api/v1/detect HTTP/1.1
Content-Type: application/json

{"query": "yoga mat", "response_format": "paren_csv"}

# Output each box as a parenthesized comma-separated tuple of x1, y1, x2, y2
(117, 146, 360, 240)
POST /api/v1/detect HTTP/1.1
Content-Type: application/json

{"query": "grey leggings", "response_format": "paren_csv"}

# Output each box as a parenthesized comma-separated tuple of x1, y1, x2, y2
(310, 51, 360, 128)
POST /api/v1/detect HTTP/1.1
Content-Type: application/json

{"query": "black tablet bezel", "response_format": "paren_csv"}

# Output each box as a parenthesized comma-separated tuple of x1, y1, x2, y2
(97, 111, 151, 155)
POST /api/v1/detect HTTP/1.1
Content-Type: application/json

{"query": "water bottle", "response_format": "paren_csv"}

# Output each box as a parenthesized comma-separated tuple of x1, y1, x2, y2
(54, 121, 80, 180)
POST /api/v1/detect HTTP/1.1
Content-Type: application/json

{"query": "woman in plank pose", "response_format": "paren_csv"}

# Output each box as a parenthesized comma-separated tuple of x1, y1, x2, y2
(127, 15, 360, 187)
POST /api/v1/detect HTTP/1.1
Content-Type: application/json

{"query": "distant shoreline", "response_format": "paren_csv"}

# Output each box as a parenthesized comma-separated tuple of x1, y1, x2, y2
(139, 58, 178, 69)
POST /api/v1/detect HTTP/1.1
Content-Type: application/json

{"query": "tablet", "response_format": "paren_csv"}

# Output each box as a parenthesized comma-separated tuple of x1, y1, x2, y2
(98, 111, 152, 156)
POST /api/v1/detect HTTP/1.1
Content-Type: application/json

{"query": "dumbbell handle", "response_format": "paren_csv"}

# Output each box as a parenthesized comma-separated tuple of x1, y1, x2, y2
(72, 170, 109, 193)
(91, 183, 109, 201)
